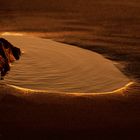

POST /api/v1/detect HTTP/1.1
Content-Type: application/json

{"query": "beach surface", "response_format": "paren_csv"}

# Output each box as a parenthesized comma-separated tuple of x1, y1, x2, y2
(0, 35, 139, 139)
(0, 80, 140, 139)
(0, 0, 140, 138)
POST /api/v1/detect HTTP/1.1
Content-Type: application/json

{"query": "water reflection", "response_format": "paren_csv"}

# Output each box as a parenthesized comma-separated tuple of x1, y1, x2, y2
(3, 35, 130, 93)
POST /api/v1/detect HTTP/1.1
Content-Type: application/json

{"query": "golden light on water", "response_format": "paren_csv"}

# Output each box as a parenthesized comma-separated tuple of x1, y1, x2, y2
(1, 32, 24, 36)
(2, 35, 131, 94)
(8, 82, 134, 96)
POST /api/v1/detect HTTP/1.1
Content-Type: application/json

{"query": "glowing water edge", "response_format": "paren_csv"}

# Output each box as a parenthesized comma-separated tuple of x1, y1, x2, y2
(2, 35, 130, 93)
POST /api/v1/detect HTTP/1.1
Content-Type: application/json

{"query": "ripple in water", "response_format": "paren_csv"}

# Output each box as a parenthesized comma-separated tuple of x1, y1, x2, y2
(3, 35, 130, 93)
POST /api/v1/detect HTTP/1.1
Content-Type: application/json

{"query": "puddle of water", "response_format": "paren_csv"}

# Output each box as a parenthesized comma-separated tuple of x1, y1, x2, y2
(2, 35, 130, 93)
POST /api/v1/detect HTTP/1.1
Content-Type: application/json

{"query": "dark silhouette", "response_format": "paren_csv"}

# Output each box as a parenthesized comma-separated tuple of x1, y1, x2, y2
(0, 38, 21, 79)
(0, 38, 21, 60)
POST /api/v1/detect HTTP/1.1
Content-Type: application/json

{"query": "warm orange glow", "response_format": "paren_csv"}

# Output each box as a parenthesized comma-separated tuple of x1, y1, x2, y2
(1, 32, 24, 36)
(8, 82, 134, 96)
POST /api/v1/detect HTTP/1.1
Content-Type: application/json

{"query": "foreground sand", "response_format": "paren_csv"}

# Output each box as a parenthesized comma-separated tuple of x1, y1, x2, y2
(0, 83, 140, 139)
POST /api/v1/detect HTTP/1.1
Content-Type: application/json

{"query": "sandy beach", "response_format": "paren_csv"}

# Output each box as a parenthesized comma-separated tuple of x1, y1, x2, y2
(0, 0, 140, 139)
(0, 35, 140, 139)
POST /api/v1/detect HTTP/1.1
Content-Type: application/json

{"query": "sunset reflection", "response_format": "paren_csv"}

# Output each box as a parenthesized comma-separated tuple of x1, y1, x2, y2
(0, 0, 140, 139)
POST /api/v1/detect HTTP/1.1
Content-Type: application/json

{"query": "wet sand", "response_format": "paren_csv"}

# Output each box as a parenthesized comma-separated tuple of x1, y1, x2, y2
(0, 83, 140, 139)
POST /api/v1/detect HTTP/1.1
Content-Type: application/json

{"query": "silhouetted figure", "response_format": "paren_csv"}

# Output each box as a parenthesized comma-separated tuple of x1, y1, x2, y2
(0, 38, 21, 79)
(0, 38, 21, 60)
(0, 42, 10, 79)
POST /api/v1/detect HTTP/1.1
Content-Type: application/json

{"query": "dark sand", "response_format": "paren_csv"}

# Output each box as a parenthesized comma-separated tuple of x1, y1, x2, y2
(0, 82, 140, 139)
